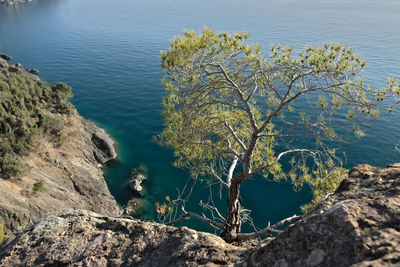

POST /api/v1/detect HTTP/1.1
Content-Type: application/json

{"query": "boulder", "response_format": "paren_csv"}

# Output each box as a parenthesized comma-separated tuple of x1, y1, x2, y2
(128, 168, 147, 195)
(26, 68, 39, 75)
(83, 120, 117, 164)
(249, 163, 400, 266)
(122, 198, 144, 216)
(0, 209, 249, 266)
(0, 163, 399, 266)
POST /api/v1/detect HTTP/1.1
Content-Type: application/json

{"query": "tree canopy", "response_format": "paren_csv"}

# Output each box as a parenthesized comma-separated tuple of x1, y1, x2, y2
(157, 28, 400, 242)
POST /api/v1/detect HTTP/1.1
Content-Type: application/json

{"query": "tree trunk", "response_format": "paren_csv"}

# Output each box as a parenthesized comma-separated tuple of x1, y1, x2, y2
(221, 181, 242, 242)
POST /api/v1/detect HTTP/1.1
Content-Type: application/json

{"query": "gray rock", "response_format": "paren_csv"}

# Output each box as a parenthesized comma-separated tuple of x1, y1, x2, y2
(123, 198, 144, 216)
(249, 163, 400, 267)
(26, 68, 39, 75)
(0, 209, 250, 266)
(128, 170, 147, 195)
(83, 120, 117, 164)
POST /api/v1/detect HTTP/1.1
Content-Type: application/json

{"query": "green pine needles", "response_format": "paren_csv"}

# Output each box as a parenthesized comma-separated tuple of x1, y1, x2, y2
(157, 28, 399, 242)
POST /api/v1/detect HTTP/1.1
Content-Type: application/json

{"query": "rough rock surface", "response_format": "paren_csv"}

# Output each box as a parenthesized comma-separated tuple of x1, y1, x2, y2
(249, 163, 400, 267)
(0, 209, 250, 266)
(1, 163, 399, 266)
(84, 120, 117, 164)
(0, 59, 120, 235)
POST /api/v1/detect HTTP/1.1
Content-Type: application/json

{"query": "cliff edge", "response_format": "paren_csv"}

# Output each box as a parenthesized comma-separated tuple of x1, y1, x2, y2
(0, 57, 120, 235)
(1, 163, 399, 266)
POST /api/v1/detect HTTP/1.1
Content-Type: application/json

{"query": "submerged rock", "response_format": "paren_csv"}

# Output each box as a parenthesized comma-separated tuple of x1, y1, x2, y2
(128, 168, 147, 196)
(123, 198, 144, 216)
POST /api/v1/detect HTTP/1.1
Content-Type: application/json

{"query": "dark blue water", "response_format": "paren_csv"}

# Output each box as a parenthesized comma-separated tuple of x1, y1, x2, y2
(1, 0, 399, 233)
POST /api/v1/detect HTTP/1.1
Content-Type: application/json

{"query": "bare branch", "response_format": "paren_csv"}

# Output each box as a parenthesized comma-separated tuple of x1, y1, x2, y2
(200, 200, 226, 222)
(166, 207, 225, 230)
(236, 214, 302, 241)
(201, 165, 229, 188)
(227, 156, 238, 186)
(224, 120, 247, 151)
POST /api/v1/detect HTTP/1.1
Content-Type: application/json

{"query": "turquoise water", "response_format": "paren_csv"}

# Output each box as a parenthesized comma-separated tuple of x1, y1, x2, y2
(1, 0, 399, 233)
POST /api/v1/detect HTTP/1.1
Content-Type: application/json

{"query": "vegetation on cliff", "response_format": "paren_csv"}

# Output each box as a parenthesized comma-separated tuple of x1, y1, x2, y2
(0, 224, 8, 244)
(0, 58, 119, 235)
(0, 69, 73, 178)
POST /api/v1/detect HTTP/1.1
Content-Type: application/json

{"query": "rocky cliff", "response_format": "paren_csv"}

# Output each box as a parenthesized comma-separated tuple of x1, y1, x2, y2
(0, 57, 120, 235)
(1, 163, 399, 266)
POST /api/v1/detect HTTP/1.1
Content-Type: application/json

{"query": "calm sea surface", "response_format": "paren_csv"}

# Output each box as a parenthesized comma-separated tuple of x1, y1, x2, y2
(1, 0, 399, 232)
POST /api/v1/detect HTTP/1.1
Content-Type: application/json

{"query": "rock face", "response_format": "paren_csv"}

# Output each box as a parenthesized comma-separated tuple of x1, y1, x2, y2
(0, 59, 120, 235)
(1, 163, 399, 266)
(84, 120, 117, 164)
(249, 163, 400, 267)
(0, 210, 250, 266)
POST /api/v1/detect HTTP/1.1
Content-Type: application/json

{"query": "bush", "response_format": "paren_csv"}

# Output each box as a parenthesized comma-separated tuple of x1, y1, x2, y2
(0, 144, 23, 179)
(0, 71, 74, 179)
(32, 180, 46, 193)
(0, 224, 8, 244)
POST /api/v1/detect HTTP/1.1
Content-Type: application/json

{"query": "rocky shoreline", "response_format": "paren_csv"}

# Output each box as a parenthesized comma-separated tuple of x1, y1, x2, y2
(0, 55, 120, 235)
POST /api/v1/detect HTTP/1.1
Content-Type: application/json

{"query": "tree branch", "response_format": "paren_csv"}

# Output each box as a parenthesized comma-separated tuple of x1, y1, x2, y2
(166, 207, 225, 230)
(236, 214, 302, 241)
(216, 64, 258, 131)
(224, 120, 247, 151)
(227, 156, 238, 186)
(250, 149, 316, 176)
(199, 200, 226, 222)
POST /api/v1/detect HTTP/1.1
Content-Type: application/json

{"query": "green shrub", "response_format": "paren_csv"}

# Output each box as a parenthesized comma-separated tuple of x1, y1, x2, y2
(0, 224, 8, 244)
(0, 81, 9, 91)
(32, 180, 46, 193)
(301, 165, 347, 213)
(0, 71, 74, 179)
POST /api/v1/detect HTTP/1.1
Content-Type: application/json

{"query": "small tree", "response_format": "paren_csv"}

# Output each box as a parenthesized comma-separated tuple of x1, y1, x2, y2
(157, 28, 399, 242)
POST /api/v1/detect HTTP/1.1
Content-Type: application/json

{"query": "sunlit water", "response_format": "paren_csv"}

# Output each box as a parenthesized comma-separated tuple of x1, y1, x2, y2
(1, 0, 399, 233)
